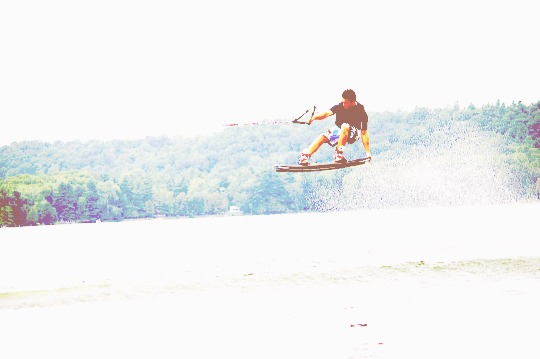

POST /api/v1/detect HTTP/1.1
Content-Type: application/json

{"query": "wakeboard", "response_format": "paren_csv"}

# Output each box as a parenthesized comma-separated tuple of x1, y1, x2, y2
(275, 157, 371, 173)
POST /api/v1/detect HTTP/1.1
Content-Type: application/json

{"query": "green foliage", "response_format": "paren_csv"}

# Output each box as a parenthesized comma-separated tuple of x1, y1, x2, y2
(243, 170, 292, 215)
(1, 100, 538, 227)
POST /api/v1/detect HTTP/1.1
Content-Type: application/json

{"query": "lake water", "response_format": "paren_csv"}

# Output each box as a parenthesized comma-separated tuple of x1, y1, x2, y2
(1, 202, 539, 358)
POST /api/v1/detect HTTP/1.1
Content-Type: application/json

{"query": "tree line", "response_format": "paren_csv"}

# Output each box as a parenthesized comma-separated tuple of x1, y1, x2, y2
(1, 100, 539, 227)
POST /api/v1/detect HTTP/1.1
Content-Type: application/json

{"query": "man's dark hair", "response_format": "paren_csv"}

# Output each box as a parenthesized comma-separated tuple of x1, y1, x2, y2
(342, 89, 356, 102)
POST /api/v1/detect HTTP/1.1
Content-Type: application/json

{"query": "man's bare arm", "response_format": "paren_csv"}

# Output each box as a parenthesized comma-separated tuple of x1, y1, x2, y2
(308, 110, 333, 124)
(361, 130, 372, 158)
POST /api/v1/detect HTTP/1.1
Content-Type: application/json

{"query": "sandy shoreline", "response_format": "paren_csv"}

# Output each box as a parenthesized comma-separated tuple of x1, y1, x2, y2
(1, 202, 539, 358)
(1, 256, 539, 308)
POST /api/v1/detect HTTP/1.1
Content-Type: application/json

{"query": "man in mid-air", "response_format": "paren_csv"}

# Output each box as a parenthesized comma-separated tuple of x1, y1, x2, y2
(298, 89, 371, 165)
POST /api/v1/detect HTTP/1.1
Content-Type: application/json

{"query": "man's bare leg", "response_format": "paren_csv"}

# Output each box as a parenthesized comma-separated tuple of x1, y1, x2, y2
(299, 134, 329, 165)
(305, 134, 329, 155)
(337, 123, 350, 148)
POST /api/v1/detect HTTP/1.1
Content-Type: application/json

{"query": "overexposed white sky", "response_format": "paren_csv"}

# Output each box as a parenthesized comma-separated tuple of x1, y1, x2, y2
(1, 0, 538, 146)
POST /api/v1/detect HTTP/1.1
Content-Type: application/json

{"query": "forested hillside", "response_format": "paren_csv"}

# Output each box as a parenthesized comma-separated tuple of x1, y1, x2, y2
(1, 101, 539, 227)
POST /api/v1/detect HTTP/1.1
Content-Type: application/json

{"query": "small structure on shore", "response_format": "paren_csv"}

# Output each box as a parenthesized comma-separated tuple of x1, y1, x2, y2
(228, 205, 243, 216)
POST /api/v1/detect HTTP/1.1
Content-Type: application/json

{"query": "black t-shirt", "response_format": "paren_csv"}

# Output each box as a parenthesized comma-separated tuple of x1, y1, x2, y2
(330, 102, 368, 130)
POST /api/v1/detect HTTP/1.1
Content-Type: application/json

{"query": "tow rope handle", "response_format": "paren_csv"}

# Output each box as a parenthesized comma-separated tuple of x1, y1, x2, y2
(224, 106, 316, 127)
(292, 106, 316, 125)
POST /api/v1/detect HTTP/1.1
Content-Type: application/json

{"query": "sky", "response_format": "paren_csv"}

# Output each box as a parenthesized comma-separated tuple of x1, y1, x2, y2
(1, 0, 538, 146)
